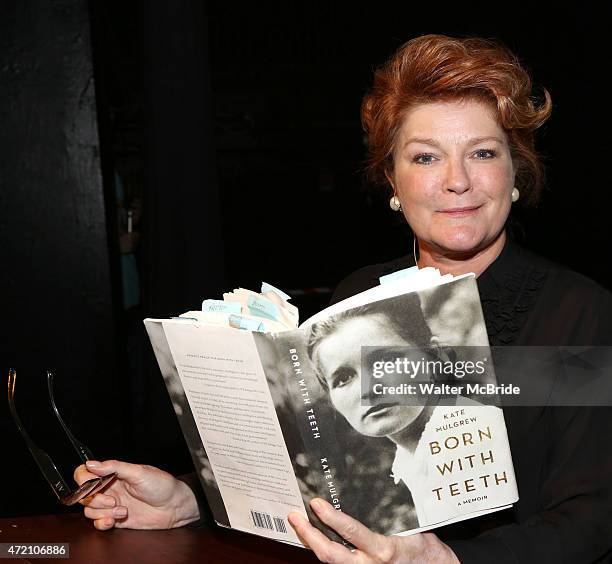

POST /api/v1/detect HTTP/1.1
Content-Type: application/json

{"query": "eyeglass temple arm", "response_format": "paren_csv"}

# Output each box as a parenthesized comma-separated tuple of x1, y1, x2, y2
(46, 371, 94, 463)
(8, 369, 72, 502)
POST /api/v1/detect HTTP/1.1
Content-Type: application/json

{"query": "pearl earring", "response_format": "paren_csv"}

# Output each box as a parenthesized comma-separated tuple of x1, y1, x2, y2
(389, 195, 402, 212)
(511, 187, 520, 203)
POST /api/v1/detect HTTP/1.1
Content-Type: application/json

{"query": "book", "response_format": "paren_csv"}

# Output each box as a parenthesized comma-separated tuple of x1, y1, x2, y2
(144, 270, 518, 547)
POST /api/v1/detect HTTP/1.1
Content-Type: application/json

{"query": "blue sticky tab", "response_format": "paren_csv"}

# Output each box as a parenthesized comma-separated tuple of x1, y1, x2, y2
(247, 295, 281, 321)
(261, 281, 292, 301)
(379, 266, 420, 285)
(202, 299, 242, 314)
(229, 314, 266, 332)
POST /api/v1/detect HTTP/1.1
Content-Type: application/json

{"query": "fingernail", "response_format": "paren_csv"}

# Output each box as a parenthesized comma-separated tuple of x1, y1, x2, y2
(287, 513, 301, 526)
(86, 461, 100, 469)
(310, 498, 323, 511)
(114, 507, 127, 518)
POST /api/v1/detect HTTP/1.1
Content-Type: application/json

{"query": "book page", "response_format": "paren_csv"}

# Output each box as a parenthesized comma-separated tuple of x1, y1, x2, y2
(160, 320, 307, 545)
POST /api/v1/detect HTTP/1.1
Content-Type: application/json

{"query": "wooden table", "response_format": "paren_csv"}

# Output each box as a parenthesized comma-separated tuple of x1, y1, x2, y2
(0, 513, 318, 563)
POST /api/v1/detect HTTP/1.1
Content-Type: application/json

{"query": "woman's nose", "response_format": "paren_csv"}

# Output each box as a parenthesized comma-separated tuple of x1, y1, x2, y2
(444, 157, 471, 194)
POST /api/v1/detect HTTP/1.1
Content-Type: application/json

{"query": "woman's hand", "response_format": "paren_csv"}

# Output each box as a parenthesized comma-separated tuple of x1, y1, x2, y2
(74, 460, 200, 531)
(288, 499, 459, 564)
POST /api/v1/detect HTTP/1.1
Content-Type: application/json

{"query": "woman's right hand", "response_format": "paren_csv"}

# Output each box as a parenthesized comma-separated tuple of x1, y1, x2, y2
(74, 460, 200, 531)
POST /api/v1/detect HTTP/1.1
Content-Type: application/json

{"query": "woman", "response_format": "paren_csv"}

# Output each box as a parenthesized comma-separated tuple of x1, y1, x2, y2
(75, 35, 612, 562)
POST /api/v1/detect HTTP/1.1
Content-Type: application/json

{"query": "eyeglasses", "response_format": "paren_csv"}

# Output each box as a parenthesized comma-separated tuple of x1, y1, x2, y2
(7, 368, 116, 506)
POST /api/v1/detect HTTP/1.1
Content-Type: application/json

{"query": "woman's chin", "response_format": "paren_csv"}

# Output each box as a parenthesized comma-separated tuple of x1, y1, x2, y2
(430, 228, 500, 258)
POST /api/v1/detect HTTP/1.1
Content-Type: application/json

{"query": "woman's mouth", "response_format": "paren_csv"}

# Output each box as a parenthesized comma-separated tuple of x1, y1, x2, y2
(363, 403, 399, 419)
(438, 205, 481, 217)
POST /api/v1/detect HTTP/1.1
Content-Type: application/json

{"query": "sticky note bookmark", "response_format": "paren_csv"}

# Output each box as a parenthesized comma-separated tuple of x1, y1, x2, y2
(379, 266, 420, 285)
(202, 299, 242, 315)
(247, 295, 281, 322)
(261, 282, 292, 301)
(228, 314, 266, 332)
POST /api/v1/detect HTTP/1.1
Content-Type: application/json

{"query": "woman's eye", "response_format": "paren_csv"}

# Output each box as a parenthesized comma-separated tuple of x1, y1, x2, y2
(473, 149, 497, 159)
(413, 153, 436, 165)
(331, 369, 355, 389)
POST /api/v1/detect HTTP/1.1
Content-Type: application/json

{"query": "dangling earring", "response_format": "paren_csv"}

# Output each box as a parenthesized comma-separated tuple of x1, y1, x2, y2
(389, 195, 402, 211)
(511, 187, 520, 203)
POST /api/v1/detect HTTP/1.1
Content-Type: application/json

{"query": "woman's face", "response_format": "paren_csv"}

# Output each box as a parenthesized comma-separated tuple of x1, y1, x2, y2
(313, 313, 428, 438)
(389, 99, 515, 257)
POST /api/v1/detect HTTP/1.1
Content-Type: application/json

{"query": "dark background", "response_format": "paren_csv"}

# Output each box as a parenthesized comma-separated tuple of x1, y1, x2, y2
(1, 0, 611, 517)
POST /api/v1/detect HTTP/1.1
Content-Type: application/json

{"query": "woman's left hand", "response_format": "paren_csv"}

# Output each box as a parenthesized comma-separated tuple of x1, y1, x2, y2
(288, 498, 459, 563)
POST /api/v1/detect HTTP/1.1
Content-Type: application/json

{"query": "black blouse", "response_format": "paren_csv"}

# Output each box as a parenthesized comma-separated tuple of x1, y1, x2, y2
(330, 239, 612, 564)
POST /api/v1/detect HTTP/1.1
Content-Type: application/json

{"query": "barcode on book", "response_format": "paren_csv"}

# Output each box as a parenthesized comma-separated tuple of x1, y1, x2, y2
(250, 510, 287, 534)
(274, 516, 287, 534)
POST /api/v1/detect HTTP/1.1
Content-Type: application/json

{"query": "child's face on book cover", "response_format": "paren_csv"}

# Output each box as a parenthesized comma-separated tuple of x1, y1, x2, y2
(313, 314, 429, 438)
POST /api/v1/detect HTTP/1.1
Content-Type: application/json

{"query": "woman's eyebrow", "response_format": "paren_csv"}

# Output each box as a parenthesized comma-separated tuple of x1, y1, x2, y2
(401, 137, 440, 149)
(467, 136, 505, 146)
(401, 135, 504, 149)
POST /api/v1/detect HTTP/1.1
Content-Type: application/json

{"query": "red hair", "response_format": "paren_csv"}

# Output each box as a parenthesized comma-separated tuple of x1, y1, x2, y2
(361, 34, 552, 206)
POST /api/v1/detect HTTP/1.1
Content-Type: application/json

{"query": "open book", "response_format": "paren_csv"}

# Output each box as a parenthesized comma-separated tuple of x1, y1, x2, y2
(144, 268, 518, 547)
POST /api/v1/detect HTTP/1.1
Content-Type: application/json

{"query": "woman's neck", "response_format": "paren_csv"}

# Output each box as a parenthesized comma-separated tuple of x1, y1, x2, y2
(417, 231, 507, 277)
